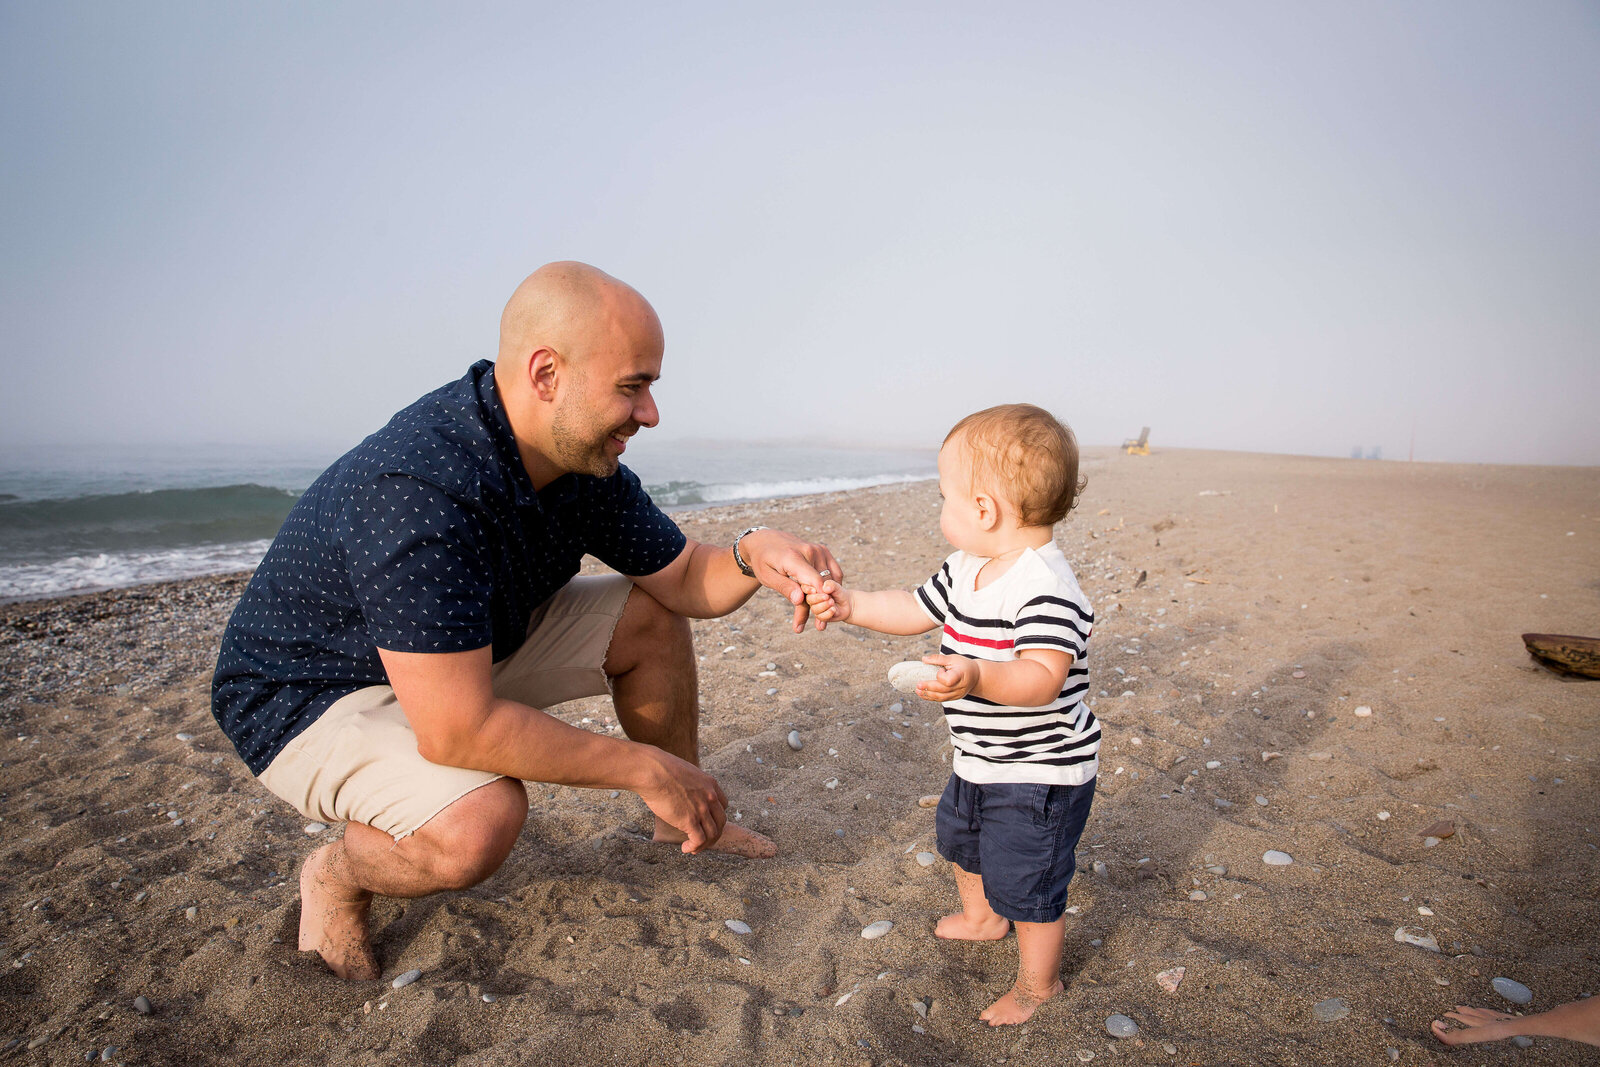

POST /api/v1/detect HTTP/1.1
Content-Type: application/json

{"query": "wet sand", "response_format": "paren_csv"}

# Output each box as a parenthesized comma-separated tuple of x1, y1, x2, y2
(2, 447, 1597, 1065)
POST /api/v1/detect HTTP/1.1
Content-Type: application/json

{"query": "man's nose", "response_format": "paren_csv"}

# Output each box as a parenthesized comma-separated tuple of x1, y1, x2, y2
(634, 390, 660, 428)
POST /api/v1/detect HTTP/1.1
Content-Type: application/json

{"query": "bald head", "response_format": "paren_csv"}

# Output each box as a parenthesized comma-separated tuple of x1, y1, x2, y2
(497, 261, 661, 368)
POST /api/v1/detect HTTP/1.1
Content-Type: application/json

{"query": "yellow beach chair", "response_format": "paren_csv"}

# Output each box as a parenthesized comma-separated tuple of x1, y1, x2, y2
(1122, 427, 1150, 455)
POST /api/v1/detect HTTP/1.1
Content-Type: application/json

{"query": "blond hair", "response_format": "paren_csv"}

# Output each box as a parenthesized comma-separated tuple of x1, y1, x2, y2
(944, 404, 1085, 527)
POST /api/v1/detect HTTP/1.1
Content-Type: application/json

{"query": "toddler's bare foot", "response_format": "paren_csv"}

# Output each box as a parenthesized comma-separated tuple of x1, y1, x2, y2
(653, 818, 777, 858)
(934, 911, 1010, 940)
(980, 978, 1064, 1026)
(298, 842, 379, 980)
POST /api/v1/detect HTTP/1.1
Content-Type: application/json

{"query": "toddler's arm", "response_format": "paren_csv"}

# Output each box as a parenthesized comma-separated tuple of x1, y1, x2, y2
(920, 648, 1072, 707)
(806, 579, 938, 636)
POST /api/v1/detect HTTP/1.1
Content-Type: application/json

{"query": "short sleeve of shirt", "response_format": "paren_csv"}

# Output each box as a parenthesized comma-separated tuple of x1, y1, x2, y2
(576, 466, 687, 576)
(1012, 591, 1092, 660)
(915, 553, 959, 624)
(337, 475, 495, 653)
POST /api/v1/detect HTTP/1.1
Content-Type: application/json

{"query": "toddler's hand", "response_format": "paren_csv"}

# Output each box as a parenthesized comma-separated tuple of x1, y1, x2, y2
(803, 579, 850, 624)
(917, 653, 979, 702)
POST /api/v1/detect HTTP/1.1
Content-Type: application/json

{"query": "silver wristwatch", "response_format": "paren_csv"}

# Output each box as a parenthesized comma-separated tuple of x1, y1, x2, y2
(732, 526, 769, 577)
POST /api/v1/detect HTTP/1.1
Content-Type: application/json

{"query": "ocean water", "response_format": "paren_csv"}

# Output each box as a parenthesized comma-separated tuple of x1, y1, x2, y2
(0, 440, 934, 601)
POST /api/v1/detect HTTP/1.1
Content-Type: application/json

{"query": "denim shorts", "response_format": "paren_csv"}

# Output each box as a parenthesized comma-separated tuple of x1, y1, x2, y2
(935, 773, 1096, 923)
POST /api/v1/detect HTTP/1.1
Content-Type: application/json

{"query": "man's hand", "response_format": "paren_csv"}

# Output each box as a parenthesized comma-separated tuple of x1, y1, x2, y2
(740, 529, 844, 632)
(804, 578, 852, 624)
(635, 747, 728, 853)
(917, 653, 981, 702)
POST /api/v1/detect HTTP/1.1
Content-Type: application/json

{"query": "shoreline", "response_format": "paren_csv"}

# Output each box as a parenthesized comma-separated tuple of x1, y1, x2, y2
(2, 451, 1596, 1065)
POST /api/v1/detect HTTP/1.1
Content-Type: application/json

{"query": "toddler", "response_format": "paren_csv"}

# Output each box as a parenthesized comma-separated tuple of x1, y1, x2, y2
(807, 403, 1097, 1025)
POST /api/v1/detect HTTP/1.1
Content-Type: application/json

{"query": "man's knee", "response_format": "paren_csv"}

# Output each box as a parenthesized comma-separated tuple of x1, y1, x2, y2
(607, 586, 692, 672)
(420, 778, 527, 889)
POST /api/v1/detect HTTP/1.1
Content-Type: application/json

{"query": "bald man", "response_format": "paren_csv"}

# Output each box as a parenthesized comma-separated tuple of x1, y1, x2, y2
(212, 263, 841, 979)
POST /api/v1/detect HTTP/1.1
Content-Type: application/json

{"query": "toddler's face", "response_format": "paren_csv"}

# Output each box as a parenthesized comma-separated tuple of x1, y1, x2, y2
(936, 438, 985, 553)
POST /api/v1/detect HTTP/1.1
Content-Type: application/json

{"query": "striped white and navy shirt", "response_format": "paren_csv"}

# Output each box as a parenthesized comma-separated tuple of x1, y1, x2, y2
(915, 542, 1098, 786)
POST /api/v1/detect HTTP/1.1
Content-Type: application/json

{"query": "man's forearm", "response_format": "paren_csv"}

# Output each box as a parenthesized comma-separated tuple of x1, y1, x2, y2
(425, 696, 661, 792)
(661, 541, 761, 618)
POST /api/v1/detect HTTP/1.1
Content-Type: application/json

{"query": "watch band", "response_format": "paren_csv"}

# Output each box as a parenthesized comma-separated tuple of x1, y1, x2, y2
(732, 526, 769, 577)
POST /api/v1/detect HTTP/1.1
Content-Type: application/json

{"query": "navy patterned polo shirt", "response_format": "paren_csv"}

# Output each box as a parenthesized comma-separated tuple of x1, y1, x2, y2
(211, 360, 686, 775)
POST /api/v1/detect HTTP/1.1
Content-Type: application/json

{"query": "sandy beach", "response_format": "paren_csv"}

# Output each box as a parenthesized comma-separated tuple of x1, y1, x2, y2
(2, 447, 1597, 1066)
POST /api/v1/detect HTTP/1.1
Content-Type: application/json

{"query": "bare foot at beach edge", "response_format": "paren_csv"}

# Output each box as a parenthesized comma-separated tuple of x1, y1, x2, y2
(981, 978, 1064, 1026)
(652, 818, 778, 858)
(298, 842, 380, 981)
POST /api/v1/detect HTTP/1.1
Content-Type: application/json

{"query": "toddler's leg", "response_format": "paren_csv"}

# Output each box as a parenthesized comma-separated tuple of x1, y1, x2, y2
(934, 865, 1010, 941)
(980, 917, 1066, 1026)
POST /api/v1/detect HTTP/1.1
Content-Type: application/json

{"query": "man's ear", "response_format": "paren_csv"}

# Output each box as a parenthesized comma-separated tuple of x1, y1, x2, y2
(528, 348, 559, 402)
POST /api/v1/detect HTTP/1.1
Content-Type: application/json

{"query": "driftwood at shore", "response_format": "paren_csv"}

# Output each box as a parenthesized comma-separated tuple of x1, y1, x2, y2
(1521, 633, 1600, 679)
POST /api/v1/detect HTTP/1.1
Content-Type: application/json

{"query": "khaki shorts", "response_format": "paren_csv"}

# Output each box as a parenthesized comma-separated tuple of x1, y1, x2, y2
(259, 574, 634, 840)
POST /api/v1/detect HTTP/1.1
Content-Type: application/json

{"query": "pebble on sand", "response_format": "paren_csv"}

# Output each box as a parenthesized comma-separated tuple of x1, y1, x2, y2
(304, 822, 328, 835)
(915, 852, 937, 867)
(917, 795, 940, 808)
(1262, 850, 1293, 866)
(725, 920, 752, 935)
(1105, 1014, 1138, 1038)
(786, 731, 803, 751)
(1377, 811, 1391, 821)
(1394, 927, 1440, 952)
(1312, 997, 1351, 1022)
(174, 732, 194, 741)
(391, 969, 422, 989)
(861, 920, 894, 940)
(1188, 890, 1208, 901)
(1354, 705, 1372, 717)
(132, 996, 152, 1015)
(1156, 967, 1185, 993)
(1491, 977, 1533, 1005)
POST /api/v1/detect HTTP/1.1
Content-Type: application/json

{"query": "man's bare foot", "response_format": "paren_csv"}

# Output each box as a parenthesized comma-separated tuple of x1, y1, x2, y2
(980, 979, 1064, 1026)
(935, 911, 1010, 940)
(298, 842, 379, 980)
(1432, 997, 1600, 1048)
(652, 818, 777, 858)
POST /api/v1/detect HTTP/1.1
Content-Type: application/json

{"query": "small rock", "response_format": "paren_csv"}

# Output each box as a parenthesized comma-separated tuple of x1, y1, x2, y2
(175, 732, 194, 741)
(1261, 751, 1282, 762)
(1512, 1036, 1534, 1049)
(1292, 670, 1306, 679)
(1308, 751, 1332, 761)
(1188, 890, 1208, 901)
(1492, 977, 1533, 1005)
(1213, 798, 1232, 808)
(1093, 860, 1109, 879)
(1377, 810, 1391, 821)
(1418, 820, 1455, 839)
(824, 778, 838, 790)
(1163, 1043, 1178, 1055)
(1312, 997, 1351, 1022)
(911, 1024, 926, 1035)
(1205, 864, 1226, 876)
(917, 795, 939, 808)
(100, 1048, 117, 1062)
(725, 920, 752, 935)
(391, 968, 422, 989)
(1156, 966, 1185, 993)
(915, 852, 937, 867)
(1423, 837, 1442, 848)
(888, 661, 939, 695)
(1077, 1051, 1095, 1062)
(1255, 795, 1269, 806)
(1394, 927, 1440, 952)
(1417, 906, 1433, 916)
(1205, 760, 1221, 769)
(862, 920, 894, 939)
(766, 662, 776, 671)
(184, 906, 198, 921)
(481, 993, 497, 1003)
(1353, 705, 1372, 717)
(912, 999, 928, 1018)
(1105, 1013, 1138, 1038)
(787, 731, 803, 751)
(133, 996, 152, 1015)
(1262, 850, 1293, 866)
(304, 822, 328, 835)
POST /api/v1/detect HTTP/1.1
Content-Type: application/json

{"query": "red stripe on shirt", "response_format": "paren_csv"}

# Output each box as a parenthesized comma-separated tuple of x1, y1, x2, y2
(944, 624, 1014, 650)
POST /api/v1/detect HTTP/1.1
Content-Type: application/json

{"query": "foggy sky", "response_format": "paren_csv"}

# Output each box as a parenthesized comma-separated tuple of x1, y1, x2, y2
(3, 2, 1597, 465)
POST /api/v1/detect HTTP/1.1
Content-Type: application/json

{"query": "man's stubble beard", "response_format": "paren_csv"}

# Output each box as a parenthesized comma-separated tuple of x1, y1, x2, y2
(550, 395, 621, 478)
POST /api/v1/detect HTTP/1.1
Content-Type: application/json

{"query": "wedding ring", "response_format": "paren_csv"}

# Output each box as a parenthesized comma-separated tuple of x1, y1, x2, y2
(818, 569, 831, 580)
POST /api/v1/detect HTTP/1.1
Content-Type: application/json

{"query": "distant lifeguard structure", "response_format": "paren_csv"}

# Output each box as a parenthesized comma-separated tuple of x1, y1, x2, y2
(1122, 427, 1150, 455)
